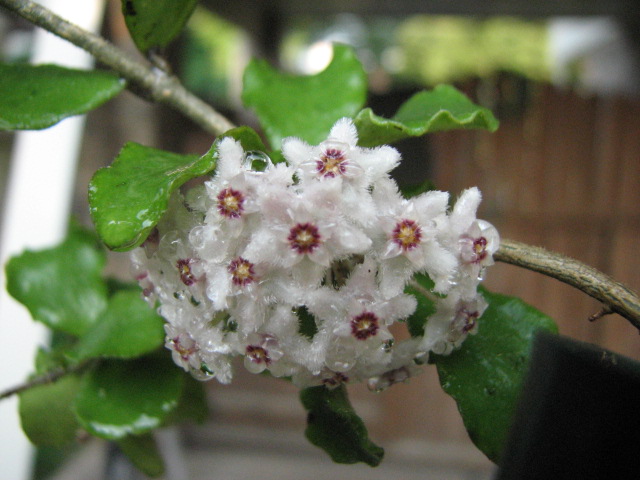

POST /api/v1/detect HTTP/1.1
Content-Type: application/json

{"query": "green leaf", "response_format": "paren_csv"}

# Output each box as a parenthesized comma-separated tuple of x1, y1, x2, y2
(89, 142, 212, 251)
(403, 273, 437, 338)
(300, 385, 384, 466)
(74, 355, 183, 440)
(433, 288, 558, 463)
(400, 178, 437, 200)
(121, 0, 198, 53)
(295, 305, 318, 340)
(242, 44, 368, 149)
(117, 433, 165, 478)
(5, 225, 108, 336)
(354, 84, 499, 147)
(163, 374, 209, 425)
(69, 290, 165, 361)
(0, 63, 124, 130)
(19, 375, 82, 447)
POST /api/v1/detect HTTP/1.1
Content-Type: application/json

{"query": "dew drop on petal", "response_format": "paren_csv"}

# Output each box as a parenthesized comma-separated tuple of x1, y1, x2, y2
(243, 151, 273, 172)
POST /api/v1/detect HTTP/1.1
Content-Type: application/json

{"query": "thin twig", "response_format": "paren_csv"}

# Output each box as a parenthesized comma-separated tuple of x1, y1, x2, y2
(0, 361, 92, 401)
(495, 238, 640, 332)
(0, 0, 236, 136)
(588, 306, 614, 323)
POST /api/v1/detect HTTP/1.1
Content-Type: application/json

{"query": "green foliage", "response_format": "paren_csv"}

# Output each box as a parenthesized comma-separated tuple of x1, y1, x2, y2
(69, 290, 165, 361)
(403, 273, 437, 338)
(5, 226, 109, 336)
(74, 355, 184, 440)
(433, 288, 558, 463)
(0, 63, 124, 130)
(19, 375, 82, 447)
(88, 143, 210, 251)
(354, 84, 499, 147)
(6, 224, 206, 473)
(117, 433, 165, 478)
(300, 385, 384, 466)
(121, 0, 198, 54)
(242, 44, 367, 149)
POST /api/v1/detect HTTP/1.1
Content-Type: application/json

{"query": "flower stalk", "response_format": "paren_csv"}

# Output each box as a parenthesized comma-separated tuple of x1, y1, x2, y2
(495, 239, 640, 332)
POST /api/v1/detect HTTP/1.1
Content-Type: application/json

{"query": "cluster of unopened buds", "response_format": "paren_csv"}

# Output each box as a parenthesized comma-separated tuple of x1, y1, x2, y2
(131, 118, 499, 391)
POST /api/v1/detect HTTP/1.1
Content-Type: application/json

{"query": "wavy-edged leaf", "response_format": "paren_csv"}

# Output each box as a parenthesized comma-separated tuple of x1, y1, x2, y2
(89, 143, 210, 251)
(0, 63, 124, 130)
(5, 225, 108, 336)
(354, 84, 499, 147)
(242, 44, 367, 149)
(74, 355, 183, 440)
(300, 385, 384, 466)
(117, 433, 165, 478)
(121, 0, 198, 53)
(433, 288, 558, 463)
(19, 374, 82, 447)
(69, 290, 164, 361)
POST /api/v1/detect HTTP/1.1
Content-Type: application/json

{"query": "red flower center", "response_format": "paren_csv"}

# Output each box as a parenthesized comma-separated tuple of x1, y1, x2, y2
(217, 187, 245, 218)
(316, 148, 347, 178)
(350, 311, 380, 340)
(246, 345, 270, 365)
(288, 222, 321, 254)
(392, 219, 422, 251)
(228, 257, 255, 286)
(177, 258, 197, 286)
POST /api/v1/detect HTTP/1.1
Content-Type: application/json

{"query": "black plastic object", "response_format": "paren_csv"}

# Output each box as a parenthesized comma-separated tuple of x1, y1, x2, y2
(496, 331, 640, 480)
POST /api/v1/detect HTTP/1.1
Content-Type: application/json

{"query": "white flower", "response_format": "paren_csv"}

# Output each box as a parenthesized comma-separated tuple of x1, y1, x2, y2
(130, 117, 500, 390)
(373, 178, 457, 297)
(282, 118, 400, 227)
(420, 292, 488, 355)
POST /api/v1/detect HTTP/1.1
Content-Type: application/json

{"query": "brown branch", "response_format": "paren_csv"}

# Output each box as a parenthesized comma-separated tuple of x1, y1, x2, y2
(0, 361, 92, 401)
(495, 238, 640, 332)
(0, 0, 236, 136)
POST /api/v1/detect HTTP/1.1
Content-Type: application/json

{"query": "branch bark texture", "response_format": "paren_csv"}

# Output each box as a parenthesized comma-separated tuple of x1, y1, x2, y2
(496, 239, 640, 332)
(0, 0, 236, 136)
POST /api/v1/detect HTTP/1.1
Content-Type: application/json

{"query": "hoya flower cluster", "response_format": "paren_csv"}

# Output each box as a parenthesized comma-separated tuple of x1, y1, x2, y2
(131, 119, 499, 391)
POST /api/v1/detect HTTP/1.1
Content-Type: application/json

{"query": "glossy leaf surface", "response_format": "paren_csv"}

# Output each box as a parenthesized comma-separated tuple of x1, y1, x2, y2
(19, 375, 82, 447)
(70, 290, 165, 361)
(89, 142, 209, 251)
(354, 84, 499, 147)
(242, 44, 367, 149)
(75, 355, 183, 440)
(121, 0, 198, 53)
(300, 385, 384, 466)
(434, 288, 558, 463)
(0, 63, 124, 130)
(5, 226, 108, 336)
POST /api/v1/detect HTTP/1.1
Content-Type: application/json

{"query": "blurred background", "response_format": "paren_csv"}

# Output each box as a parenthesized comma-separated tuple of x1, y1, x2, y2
(1, 0, 640, 479)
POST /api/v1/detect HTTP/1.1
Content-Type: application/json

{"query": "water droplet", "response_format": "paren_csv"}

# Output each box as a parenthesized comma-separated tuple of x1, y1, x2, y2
(243, 151, 273, 172)
(477, 267, 487, 281)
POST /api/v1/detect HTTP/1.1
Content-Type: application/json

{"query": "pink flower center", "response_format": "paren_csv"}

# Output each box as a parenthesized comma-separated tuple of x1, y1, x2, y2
(228, 257, 255, 286)
(171, 334, 198, 361)
(217, 187, 245, 218)
(177, 258, 197, 286)
(246, 345, 271, 365)
(322, 371, 349, 388)
(350, 311, 380, 340)
(316, 147, 347, 178)
(460, 235, 488, 264)
(452, 307, 480, 335)
(392, 219, 422, 251)
(288, 222, 321, 254)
